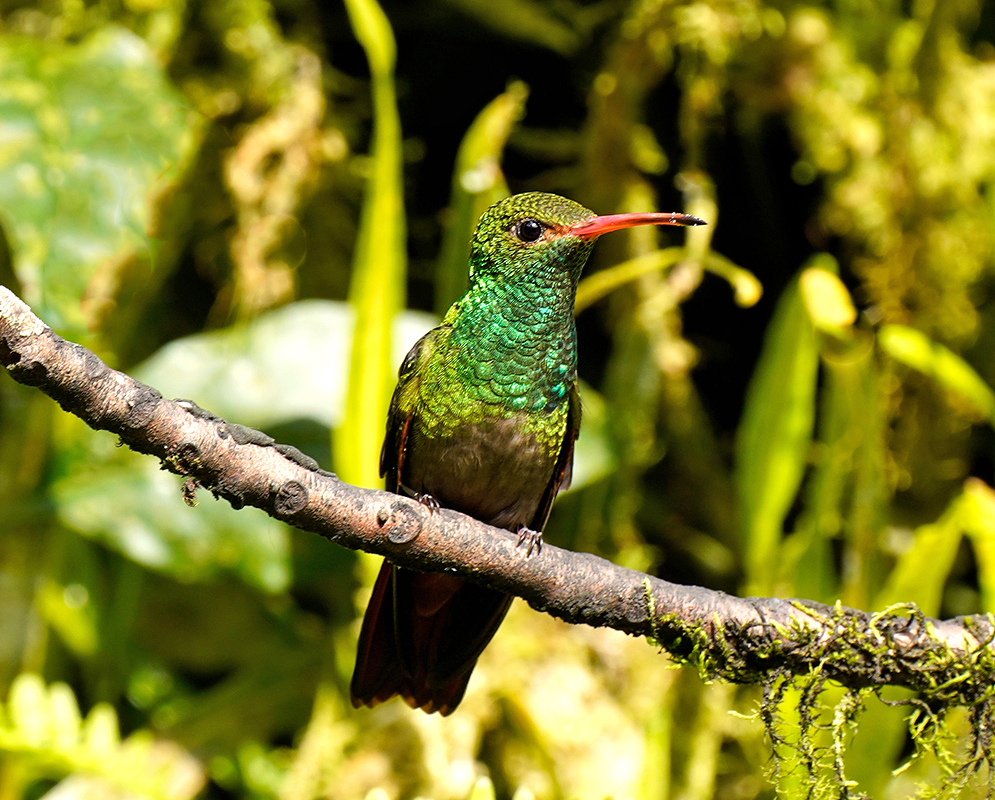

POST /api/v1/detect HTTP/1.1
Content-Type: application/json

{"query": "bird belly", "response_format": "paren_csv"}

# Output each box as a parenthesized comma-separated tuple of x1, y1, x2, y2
(403, 415, 560, 532)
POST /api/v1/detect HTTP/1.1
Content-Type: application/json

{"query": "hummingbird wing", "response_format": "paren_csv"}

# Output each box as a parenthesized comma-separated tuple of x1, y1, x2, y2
(352, 328, 440, 710)
(528, 382, 582, 531)
(379, 327, 441, 493)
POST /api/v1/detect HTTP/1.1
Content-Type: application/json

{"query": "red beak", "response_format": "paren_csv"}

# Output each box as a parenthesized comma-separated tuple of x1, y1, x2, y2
(569, 211, 705, 238)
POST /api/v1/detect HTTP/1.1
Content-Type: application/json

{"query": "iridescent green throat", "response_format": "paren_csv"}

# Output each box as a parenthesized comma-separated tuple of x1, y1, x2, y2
(445, 259, 583, 416)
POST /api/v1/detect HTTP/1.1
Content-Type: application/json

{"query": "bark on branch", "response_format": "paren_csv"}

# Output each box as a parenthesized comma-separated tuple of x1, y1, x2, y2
(2, 285, 994, 707)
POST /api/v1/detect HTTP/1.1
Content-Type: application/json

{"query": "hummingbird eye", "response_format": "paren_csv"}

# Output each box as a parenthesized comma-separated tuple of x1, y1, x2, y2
(514, 218, 544, 243)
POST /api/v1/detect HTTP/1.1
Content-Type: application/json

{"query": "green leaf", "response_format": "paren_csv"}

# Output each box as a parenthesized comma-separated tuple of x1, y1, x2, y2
(702, 251, 763, 309)
(799, 264, 857, 333)
(576, 248, 687, 313)
(81, 704, 120, 756)
(957, 479, 995, 613)
(337, 0, 407, 489)
(48, 683, 82, 753)
(8, 673, 49, 749)
(576, 250, 760, 314)
(0, 27, 201, 338)
(0, 674, 204, 800)
(876, 488, 966, 615)
(735, 273, 819, 594)
(443, 0, 583, 55)
(37, 579, 98, 657)
(135, 300, 435, 429)
(467, 777, 497, 800)
(568, 382, 616, 490)
(53, 453, 292, 594)
(878, 324, 995, 423)
(783, 334, 887, 607)
(435, 81, 527, 313)
(779, 364, 851, 603)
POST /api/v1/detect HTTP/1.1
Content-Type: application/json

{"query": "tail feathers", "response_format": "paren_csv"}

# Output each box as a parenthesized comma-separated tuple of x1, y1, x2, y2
(350, 561, 511, 716)
(352, 667, 469, 716)
(350, 560, 403, 708)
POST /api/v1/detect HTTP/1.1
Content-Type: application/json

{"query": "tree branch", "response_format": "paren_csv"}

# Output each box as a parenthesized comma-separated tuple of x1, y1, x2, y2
(2, 284, 994, 707)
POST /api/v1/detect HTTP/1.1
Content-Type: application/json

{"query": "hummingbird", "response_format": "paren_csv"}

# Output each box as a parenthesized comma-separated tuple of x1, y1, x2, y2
(350, 192, 704, 715)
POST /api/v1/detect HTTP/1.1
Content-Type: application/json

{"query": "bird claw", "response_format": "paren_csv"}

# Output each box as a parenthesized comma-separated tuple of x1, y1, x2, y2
(516, 527, 543, 556)
(399, 483, 440, 512)
(414, 492, 440, 512)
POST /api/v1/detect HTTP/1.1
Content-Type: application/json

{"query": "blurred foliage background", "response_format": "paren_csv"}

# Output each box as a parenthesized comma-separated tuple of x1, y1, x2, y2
(1, 0, 995, 797)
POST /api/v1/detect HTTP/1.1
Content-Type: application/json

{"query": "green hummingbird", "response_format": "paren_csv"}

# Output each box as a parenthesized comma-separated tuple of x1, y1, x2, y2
(350, 192, 704, 715)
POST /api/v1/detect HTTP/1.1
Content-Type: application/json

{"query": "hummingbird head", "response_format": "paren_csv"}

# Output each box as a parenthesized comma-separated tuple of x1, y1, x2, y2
(467, 192, 705, 284)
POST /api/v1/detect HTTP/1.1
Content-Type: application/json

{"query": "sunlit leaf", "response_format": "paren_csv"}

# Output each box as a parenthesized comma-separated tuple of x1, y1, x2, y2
(576, 248, 686, 313)
(567, 382, 615, 490)
(878, 324, 995, 423)
(7, 673, 49, 748)
(37, 579, 98, 657)
(958, 479, 995, 613)
(435, 81, 527, 313)
(337, 0, 406, 490)
(53, 454, 292, 594)
(576, 249, 760, 313)
(703, 251, 763, 308)
(48, 683, 82, 752)
(136, 300, 434, 428)
(443, 0, 583, 55)
(736, 274, 819, 594)
(0, 674, 204, 800)
(678, 173, 761, 308)
(467, 777, 497, 800)
(876, 489, 965, 615)
(800, 264, 856, 332)
(0, 27, 201, 338)
(81, 704, 121, 756)
(779, 357, 853, 603)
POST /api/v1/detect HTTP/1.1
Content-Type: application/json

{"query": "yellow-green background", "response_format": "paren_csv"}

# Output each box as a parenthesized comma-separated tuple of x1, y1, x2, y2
(1, 0, 995, 797)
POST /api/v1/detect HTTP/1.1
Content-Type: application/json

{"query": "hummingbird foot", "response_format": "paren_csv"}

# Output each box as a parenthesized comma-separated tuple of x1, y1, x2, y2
(398, 483, 441, 512)
(516, 527, 543, 556)
(414, 492, 440, 512)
